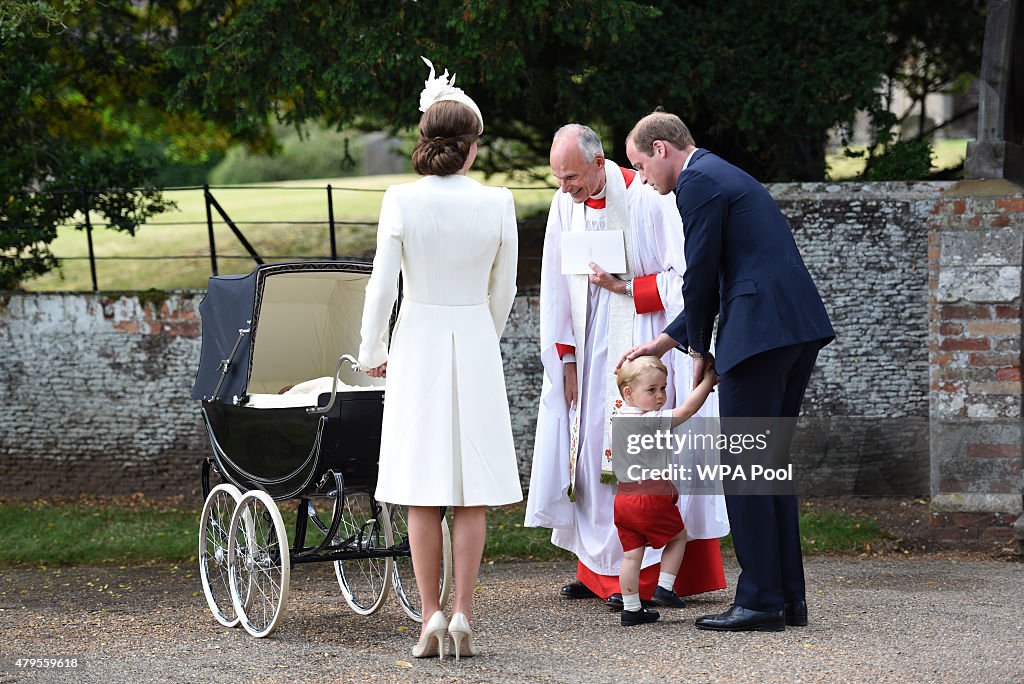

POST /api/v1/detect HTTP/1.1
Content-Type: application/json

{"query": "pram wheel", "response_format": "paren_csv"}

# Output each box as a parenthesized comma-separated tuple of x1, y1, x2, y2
(334, 492, 393, 615)
(228, 490, 290, 638)
(199, 483, 245, 627)
(388, 505, 453, 622)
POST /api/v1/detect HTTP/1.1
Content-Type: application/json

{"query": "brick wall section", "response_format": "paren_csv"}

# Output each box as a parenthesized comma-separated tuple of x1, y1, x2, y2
(0, 181, 985, 503)
(928, 511, 1018, 544)
(928, 183, 1024, 541)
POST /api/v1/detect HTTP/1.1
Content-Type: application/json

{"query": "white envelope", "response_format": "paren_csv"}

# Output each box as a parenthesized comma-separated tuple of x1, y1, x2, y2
(561, 230, 627, 275)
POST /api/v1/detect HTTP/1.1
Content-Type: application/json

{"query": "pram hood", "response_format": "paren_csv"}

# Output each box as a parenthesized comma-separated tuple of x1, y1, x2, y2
(191, 261, 375, 403)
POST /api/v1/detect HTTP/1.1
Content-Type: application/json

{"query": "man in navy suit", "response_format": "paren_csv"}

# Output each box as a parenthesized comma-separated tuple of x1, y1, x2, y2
(622, 112, 834, 632)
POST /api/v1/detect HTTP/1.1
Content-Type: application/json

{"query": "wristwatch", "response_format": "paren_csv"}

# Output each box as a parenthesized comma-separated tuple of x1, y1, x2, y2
(625, 279, 634, 298)
(686, 347, 705, 359)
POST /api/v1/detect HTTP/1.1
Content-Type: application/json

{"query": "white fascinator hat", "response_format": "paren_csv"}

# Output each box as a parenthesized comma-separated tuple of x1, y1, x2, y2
(418, 56, 484, 134)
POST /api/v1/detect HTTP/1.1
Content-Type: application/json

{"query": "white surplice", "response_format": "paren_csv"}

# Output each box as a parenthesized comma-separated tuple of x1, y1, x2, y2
(525, 162, 729, 576)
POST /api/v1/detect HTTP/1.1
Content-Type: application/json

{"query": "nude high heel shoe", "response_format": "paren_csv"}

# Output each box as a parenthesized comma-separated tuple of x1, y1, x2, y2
(447, 612, 475, 661)
(412, 610, 448, 659)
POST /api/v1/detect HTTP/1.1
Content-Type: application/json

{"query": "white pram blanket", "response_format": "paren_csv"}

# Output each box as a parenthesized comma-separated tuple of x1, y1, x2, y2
(246, 377, 382, 409)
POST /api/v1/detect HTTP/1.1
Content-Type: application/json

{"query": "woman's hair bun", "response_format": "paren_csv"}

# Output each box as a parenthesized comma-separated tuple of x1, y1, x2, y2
(412, 101, 480, 176)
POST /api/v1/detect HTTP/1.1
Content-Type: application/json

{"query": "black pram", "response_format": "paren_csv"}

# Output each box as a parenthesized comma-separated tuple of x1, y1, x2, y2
(192, 261, 451, 638)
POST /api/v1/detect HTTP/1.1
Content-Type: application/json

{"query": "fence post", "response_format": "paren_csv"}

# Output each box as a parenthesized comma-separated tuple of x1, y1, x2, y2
(204, 184, 218, 276)
(327, 184, 337, 260)
(82, 189, 98, 292)
(205, 191, 263, 266)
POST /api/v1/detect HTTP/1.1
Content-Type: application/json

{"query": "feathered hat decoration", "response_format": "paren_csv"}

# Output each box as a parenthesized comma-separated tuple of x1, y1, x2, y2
(418, 56, 484, 134)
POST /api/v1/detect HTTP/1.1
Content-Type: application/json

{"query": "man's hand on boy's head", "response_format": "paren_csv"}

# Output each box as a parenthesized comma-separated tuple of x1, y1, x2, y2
(618, 333, 676, 371)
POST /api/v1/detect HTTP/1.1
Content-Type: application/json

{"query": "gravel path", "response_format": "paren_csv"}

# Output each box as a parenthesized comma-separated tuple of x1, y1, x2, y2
(0, 556, 1021, 683)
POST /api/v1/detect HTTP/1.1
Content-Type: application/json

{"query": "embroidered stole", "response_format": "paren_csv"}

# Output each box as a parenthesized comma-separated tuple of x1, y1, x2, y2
(566, 161, 635, 499)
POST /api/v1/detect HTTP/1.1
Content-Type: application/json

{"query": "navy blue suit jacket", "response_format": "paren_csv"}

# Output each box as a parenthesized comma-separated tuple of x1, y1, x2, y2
(663, 149, 834, 374)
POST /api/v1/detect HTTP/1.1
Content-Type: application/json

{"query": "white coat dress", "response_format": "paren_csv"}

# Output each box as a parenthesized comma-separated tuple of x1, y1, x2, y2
(358, 174, 523, 507)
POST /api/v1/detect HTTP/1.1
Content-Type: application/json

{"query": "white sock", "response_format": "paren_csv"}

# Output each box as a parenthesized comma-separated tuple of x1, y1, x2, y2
(622, 593, 642, 612)
(658, 572, 676, 591)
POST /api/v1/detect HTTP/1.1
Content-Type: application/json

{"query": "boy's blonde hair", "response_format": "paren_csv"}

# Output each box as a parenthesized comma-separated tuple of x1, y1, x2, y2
(616, 355, 668, 396)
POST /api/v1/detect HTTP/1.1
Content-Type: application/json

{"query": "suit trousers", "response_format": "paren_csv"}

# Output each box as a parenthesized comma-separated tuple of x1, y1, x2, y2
(716, 340, 821, 612)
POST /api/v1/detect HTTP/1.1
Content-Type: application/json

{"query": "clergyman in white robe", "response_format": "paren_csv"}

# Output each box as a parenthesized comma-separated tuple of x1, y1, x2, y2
(525, 159, 729, 600)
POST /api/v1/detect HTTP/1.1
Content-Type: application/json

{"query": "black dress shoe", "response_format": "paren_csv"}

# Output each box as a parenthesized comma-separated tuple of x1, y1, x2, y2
(650, 586, 687, 608)
(784, 600, 808, 627)
(605, 592, 624, 611)
(621, 605, 660, 626)
(560, 580, 596, 599)
(695, 605, 785, 632)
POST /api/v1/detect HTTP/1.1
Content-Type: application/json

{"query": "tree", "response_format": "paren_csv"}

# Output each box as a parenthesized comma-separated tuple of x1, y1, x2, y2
(170, 0, 890, 181)
(882, 0, 986, 138)
(615, 1, 889, 181)
(848, 0, 987, 180)
(167, 2, 649, 173)
(0, 1, 216, 289)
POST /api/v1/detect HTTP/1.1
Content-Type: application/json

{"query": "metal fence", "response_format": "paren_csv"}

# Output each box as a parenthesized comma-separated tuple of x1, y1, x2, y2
(29, 183, 548, 291)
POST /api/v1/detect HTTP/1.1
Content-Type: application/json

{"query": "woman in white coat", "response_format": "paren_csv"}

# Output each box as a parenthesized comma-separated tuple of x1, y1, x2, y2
(358, 60, 522, 660)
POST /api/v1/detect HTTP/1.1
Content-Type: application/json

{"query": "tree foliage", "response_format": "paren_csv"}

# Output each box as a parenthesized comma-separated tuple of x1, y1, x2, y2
(169, 1, 891, 181)
(632, 1, 888, 181)
(0, 1, 203, 289)
(847, 0, 987, 180)
(881, 0, 986, 135)
(208, 125, 370, 184)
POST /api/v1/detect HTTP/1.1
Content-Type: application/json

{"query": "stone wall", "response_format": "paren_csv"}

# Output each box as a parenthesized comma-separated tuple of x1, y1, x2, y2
(0, 293, 205, 498)
(771, 182, 941, 495)
(0, 181, 993, 502)
(0, 291, 548, 499)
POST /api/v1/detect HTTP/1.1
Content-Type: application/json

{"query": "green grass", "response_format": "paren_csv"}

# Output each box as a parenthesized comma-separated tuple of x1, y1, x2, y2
(25, 171, 555, 292)
(0, 499, 198, 565)
(483, 505, 573, 562)
(797, 507, 888, 553)
(717, 506, 888, 555)
(0, 497, 887, 567)
(826, 138, 969, 180)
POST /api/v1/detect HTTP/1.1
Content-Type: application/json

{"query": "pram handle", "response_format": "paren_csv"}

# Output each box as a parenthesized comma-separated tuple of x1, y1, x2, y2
(307, 354, 362, 415)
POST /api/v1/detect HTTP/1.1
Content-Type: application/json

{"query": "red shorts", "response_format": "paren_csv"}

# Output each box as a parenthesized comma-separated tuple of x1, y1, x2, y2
(613, 482, 684, 552)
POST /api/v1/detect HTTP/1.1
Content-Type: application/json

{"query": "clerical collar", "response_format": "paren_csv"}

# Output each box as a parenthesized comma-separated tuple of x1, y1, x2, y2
(584, 182, 607, 210)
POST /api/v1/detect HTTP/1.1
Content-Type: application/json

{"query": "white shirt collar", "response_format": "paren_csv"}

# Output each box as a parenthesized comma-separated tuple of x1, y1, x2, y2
(682, 147, 699, 171)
